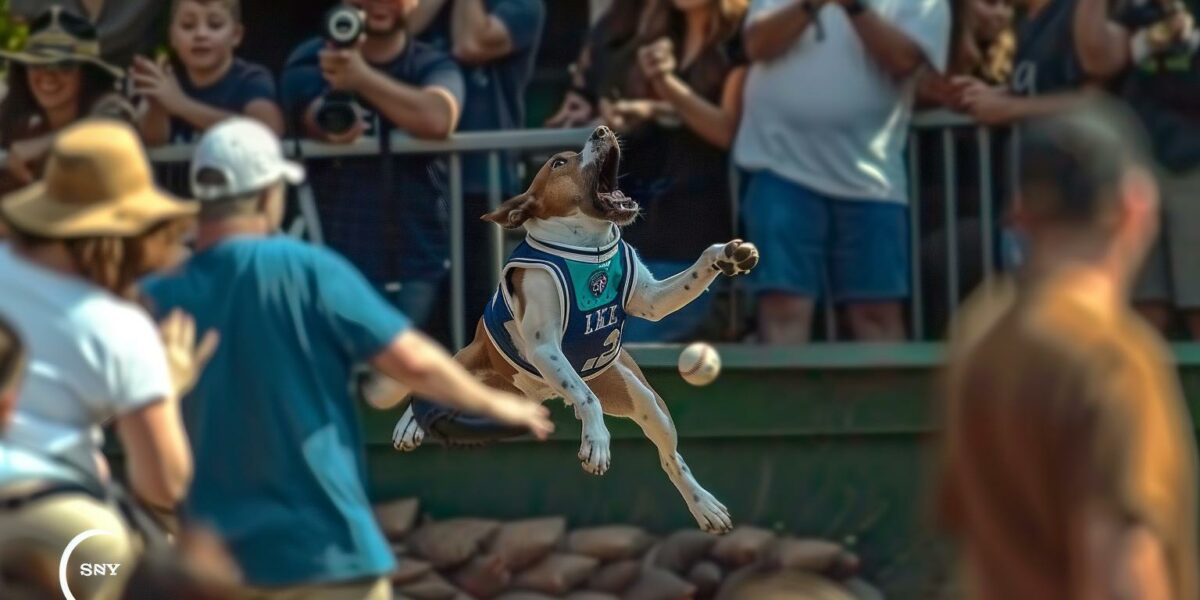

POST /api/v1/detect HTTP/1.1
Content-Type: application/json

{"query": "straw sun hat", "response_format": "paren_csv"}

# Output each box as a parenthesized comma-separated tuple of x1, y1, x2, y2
(0, 120, 197, 238)
(0, 6, 123, 79)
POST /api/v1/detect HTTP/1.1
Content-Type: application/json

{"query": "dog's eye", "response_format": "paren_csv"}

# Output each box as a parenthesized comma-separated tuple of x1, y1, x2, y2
(551, 158, 567, 169)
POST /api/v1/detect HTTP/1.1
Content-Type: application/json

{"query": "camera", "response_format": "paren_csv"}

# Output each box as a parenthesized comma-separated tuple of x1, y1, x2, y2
(316, 5, 367, 136)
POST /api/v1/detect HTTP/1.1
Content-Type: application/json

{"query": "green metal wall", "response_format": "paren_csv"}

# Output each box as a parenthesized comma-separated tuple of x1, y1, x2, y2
(362, 343, 956, 598)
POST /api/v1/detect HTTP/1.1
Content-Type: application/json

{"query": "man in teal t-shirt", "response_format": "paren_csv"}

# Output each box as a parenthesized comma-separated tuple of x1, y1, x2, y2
(141, 118, 552, 597)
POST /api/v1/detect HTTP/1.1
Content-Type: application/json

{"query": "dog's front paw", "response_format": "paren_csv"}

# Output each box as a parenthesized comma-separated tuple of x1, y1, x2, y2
(392, 405, 425, 452)
(711, 240, 759, 277)
(688, 488, 733, 534)
(578, 431, 611, 476)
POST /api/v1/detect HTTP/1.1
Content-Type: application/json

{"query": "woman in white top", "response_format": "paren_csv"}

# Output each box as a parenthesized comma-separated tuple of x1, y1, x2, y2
(0, 120, 204, 599)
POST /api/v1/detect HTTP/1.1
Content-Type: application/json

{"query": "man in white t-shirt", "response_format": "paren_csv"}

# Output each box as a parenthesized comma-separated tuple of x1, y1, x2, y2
(736, 0, 949, 343)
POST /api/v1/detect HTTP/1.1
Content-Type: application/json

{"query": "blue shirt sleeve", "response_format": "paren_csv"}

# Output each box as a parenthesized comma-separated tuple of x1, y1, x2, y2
(489, 0, 545, 54)
(413, 45, 466, 111)
(279, 39, 327, 126)
(310, 247, 412, 362)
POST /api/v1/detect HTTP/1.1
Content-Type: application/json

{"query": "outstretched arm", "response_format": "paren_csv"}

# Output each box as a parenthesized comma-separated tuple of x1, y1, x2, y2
(371, 329, 553, 438)
(627, 240, 759, 322)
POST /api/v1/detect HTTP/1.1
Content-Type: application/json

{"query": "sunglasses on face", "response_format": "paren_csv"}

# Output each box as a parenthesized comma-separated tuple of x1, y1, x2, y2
(28, 8, 98, 41)
(27, 62, 81, 73)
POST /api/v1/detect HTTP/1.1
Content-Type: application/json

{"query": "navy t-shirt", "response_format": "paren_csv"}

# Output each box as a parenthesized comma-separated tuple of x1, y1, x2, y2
(280, 38, 465, 284)
(1011, 0, 1086, 96)
(141, 236, 410, 587)
(1121, 1, 1200, 173)
(420, 0, 545, 195)
(172, 57, 276, 143)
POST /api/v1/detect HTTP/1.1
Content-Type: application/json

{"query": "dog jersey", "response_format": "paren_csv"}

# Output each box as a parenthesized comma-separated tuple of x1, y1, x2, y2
(483, 231, 638, 381)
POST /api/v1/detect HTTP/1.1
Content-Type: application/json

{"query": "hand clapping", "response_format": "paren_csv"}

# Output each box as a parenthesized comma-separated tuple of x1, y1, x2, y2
(637, 38, 677, 80)
(131, 56, 188, 114)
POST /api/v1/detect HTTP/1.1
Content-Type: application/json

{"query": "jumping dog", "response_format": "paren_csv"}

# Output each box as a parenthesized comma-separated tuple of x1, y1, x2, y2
(376, 126, 759, 533)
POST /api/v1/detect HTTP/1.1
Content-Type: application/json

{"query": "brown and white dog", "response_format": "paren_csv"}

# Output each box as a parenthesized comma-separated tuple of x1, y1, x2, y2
(373, 126, 758, 533)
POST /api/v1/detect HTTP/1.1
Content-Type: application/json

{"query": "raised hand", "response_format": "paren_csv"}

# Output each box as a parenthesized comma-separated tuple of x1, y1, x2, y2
(131, 56, 188, 114)
(159, 309, 220, 397)
(638, 37, 677, 79)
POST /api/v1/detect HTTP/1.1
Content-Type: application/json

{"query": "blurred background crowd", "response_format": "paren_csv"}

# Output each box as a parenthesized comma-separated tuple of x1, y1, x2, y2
(0, 0, 1195, 345)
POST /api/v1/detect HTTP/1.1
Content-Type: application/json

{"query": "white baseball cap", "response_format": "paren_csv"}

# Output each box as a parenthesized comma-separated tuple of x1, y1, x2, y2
(190, 117, 305, 201)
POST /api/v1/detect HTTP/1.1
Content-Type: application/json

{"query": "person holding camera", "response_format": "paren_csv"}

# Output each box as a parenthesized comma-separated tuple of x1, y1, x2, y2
(281, 0, 465, 326)
(411, 0, 546, 321)
(141, 117, 551, 600)
(135, 0, 285, 145)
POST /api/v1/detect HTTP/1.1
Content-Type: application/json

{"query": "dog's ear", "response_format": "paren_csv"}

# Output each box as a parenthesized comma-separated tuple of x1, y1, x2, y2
(482, 192, 539, 229)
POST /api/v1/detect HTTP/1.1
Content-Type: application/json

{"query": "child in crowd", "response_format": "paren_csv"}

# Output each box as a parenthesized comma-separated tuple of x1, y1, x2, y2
(135, 0, 283, 145)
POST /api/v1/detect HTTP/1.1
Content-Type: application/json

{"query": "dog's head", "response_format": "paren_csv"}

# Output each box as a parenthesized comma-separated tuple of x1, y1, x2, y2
(482, 126, 639, 229)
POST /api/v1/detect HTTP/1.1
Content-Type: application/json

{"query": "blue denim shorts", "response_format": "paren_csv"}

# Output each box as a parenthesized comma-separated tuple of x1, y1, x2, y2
(742, 170, 910, 302)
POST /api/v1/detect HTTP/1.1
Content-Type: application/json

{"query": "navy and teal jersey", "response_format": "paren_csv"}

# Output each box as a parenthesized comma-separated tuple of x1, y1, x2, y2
(483, 230, 638, 380)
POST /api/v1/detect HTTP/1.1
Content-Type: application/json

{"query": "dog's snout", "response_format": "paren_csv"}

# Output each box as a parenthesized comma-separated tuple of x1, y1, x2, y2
(590, 126, 611, 141)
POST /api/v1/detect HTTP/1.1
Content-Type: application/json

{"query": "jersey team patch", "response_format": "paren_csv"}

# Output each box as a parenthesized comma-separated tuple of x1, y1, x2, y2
(588, 270, 608, 297)
(567, 258, 622, 312)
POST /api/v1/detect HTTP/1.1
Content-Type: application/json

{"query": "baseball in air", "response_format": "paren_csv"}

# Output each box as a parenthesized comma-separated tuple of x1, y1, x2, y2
(678, 342, 721, 386)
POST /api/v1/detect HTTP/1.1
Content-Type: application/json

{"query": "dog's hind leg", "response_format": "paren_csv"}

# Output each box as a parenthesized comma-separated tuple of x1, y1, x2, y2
(593, 351, 733, 534)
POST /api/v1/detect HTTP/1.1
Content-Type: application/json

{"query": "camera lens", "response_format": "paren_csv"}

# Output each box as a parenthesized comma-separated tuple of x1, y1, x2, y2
(324, 6, 363, 47)
(316, 95, 359, 136)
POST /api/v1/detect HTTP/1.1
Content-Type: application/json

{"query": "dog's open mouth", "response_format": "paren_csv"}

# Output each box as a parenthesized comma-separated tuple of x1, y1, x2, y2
(592, 145, 639, 225)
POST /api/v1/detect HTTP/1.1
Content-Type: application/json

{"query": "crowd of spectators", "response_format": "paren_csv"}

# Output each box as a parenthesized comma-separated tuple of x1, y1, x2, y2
(0, 0, 1196, 343)
(0, 1, 1196, 598)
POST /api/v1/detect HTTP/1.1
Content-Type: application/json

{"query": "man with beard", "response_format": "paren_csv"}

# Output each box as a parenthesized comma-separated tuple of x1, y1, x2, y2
(281, 0, 465, 327)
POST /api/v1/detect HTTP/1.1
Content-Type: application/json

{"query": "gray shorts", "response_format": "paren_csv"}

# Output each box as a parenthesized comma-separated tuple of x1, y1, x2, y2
(1133, 167, 1200, 308)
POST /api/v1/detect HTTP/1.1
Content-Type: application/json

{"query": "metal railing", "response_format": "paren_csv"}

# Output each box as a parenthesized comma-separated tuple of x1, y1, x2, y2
(148, 128, 595, 350)
(17, 114, 1006, 347)
(904, 110, 1009, 342)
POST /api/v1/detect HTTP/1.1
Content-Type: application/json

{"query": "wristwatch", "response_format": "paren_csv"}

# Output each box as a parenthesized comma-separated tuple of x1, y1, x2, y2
(843, 0, 868, 16)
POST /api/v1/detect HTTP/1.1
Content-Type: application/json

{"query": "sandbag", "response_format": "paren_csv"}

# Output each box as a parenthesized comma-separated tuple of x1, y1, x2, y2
(373, 498, 420, 539)
(408, 518, 501, 569)
(717, 569, 857, 600)
(709, 527, 775, 567)
(391, 558, 434, 585)
(490, 517, 567, 570)
(494, 593, 556, 600)
(453, 553, 511, 599)
(686, 560, 723, 596)
(586, 559, 641, 594)
(565, 525, 655, 561)
(764, 538, 857, 576)
(395, 571, 460, 600)
(625, 566, 698, 600)
(511, 553, 600, 595)
(565, 592, 621, 600)
(652, 530, 718, 573)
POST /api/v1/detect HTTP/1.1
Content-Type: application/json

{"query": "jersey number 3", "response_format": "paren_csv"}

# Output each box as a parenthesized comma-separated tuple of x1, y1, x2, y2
(581, 328, 621, 372)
